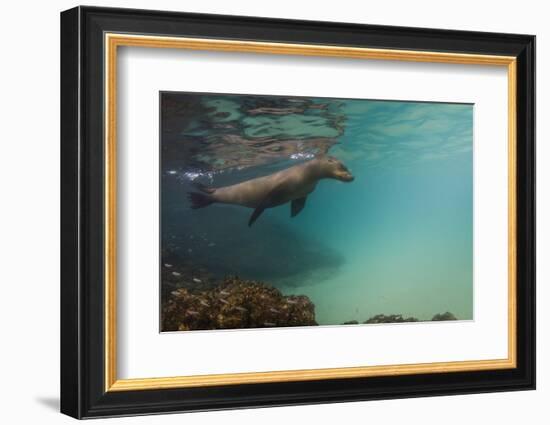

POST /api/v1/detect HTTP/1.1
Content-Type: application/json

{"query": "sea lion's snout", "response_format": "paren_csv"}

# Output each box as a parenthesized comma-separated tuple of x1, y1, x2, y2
(339, 171, 354, 182)
(332, 161, 354, 182)
(317, 156, 354, 182)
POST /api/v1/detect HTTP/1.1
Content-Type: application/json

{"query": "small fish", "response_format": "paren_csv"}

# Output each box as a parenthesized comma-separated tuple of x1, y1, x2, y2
(263, 322, 276, 327)
(187, 310, 199, 316)
(269, 308, 280, 314)
(172, 271, 181, 276)
(219, 298, 229, 305)
(170, 290, 179, 296)
(199, 300, 210, 307)
(193, 278, 202, 283)
(164, 263, 173, 268)
(220, 290, 230, 296)
(188, 248, 193, 253)
(235, 306, 248, 313)
(208, 242, 216, 247)
(286, 299, 298, 305)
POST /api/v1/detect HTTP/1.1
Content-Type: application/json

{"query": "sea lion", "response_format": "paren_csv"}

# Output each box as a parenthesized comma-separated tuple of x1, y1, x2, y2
(187, 156, 354, 226)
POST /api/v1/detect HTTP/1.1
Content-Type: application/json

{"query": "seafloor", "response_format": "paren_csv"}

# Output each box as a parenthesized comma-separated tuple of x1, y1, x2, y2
(161, 258, 457, 331)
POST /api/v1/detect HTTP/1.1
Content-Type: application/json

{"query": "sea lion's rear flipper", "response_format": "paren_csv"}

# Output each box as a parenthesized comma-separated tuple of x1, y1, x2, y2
(188, 192, 214, 209)
(248, 206, 266, 227)
(291, 197, 307, 217)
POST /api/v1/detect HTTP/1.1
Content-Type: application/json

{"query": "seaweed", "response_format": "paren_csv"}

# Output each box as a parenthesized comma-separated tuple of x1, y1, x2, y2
(162, 276, 317, 332)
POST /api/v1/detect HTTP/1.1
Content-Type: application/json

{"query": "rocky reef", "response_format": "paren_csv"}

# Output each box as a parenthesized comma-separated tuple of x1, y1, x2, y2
(431, 311, 457, 321)
(364, 314, 420, 324)
(342, 312, 458, 325)
(162, 276, 317, 332)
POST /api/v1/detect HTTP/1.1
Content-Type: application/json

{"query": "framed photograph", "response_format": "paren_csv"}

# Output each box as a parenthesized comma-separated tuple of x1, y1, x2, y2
(60, 6, 535, 419)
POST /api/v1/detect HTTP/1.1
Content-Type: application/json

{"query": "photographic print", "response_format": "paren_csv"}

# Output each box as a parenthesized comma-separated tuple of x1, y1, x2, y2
(160, 92, 473, 332)
(61, 9, 535, 417)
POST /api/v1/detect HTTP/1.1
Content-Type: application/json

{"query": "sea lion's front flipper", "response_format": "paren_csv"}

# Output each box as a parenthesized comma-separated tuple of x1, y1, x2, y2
(248, 184, 287, 227)
(248, 206, 266, 227)
(291, 197, 307, 217)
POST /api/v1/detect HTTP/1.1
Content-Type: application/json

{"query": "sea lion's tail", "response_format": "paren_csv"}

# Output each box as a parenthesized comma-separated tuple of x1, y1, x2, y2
(187, 192, 215, 209)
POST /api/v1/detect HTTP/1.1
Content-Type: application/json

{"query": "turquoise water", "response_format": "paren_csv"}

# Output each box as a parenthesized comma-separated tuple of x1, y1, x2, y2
(161, 92, 473, 326)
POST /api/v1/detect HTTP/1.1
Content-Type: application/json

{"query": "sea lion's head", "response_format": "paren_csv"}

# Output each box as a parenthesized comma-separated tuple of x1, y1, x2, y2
(318, 156, 354, 182)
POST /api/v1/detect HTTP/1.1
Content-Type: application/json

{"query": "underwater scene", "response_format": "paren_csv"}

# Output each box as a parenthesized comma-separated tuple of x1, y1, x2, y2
(160, 91, 473, 332)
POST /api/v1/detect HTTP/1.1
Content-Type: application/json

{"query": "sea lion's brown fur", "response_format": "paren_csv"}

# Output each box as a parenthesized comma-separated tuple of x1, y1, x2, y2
(187, 156, 354, 226)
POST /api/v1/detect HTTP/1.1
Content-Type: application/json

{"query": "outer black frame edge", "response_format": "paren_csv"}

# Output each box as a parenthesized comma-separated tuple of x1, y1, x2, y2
(60, 5, 536, 419)
(516, 34, 536, 392)
(60, 6, 82, 419)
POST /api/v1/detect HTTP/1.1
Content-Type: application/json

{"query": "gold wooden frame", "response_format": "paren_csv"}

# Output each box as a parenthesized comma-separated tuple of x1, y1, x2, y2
(104, 33, 517, 392)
